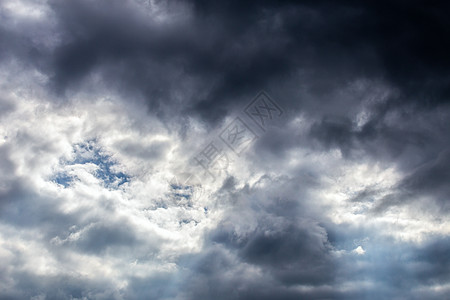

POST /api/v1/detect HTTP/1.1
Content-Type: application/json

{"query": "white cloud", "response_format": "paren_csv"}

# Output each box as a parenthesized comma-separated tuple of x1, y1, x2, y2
(352, 245, 365, 255)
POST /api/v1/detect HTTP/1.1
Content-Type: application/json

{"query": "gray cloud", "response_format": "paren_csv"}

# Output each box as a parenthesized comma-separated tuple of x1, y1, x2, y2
(0, 0, 450, 299)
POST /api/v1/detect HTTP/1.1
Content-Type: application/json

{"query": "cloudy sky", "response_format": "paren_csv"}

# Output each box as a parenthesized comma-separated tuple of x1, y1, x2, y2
(1, 0, 450, 299)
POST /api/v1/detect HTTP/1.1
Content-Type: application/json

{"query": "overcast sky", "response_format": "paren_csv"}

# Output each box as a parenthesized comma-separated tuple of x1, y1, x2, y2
(1, 0, 450, 299)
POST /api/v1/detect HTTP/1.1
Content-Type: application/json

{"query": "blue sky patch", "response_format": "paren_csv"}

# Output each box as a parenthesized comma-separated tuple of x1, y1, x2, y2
(52, 140, 130, 189)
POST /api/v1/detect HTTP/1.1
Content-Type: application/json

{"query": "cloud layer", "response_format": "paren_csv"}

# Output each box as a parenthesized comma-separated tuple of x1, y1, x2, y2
(0, 0, 449, 299)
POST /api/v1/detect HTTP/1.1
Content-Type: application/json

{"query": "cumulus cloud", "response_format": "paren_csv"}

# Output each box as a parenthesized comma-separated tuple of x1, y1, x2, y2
(0, 0, 449, 299)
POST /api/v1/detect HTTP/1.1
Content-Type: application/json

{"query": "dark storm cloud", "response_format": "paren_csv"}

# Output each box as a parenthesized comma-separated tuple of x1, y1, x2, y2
(2, 0, 450, 299)
(40, 0, 450, 112)
(179, 175, 450, 300)
(18, 0, 445, 178)
(179, 247, 340, 300)
(399, 149, 450, 199)
(372, 148, 450, 213)
(212, 218, 335, 285)
(307, 111, 432, 160)
(177, 174, 338, 299)
(3, 0, 449, 130)
(192, 0, 450, 104)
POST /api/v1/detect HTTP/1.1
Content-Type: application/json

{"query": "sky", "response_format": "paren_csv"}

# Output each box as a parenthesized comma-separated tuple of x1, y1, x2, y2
(1, 0, 450, 299)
